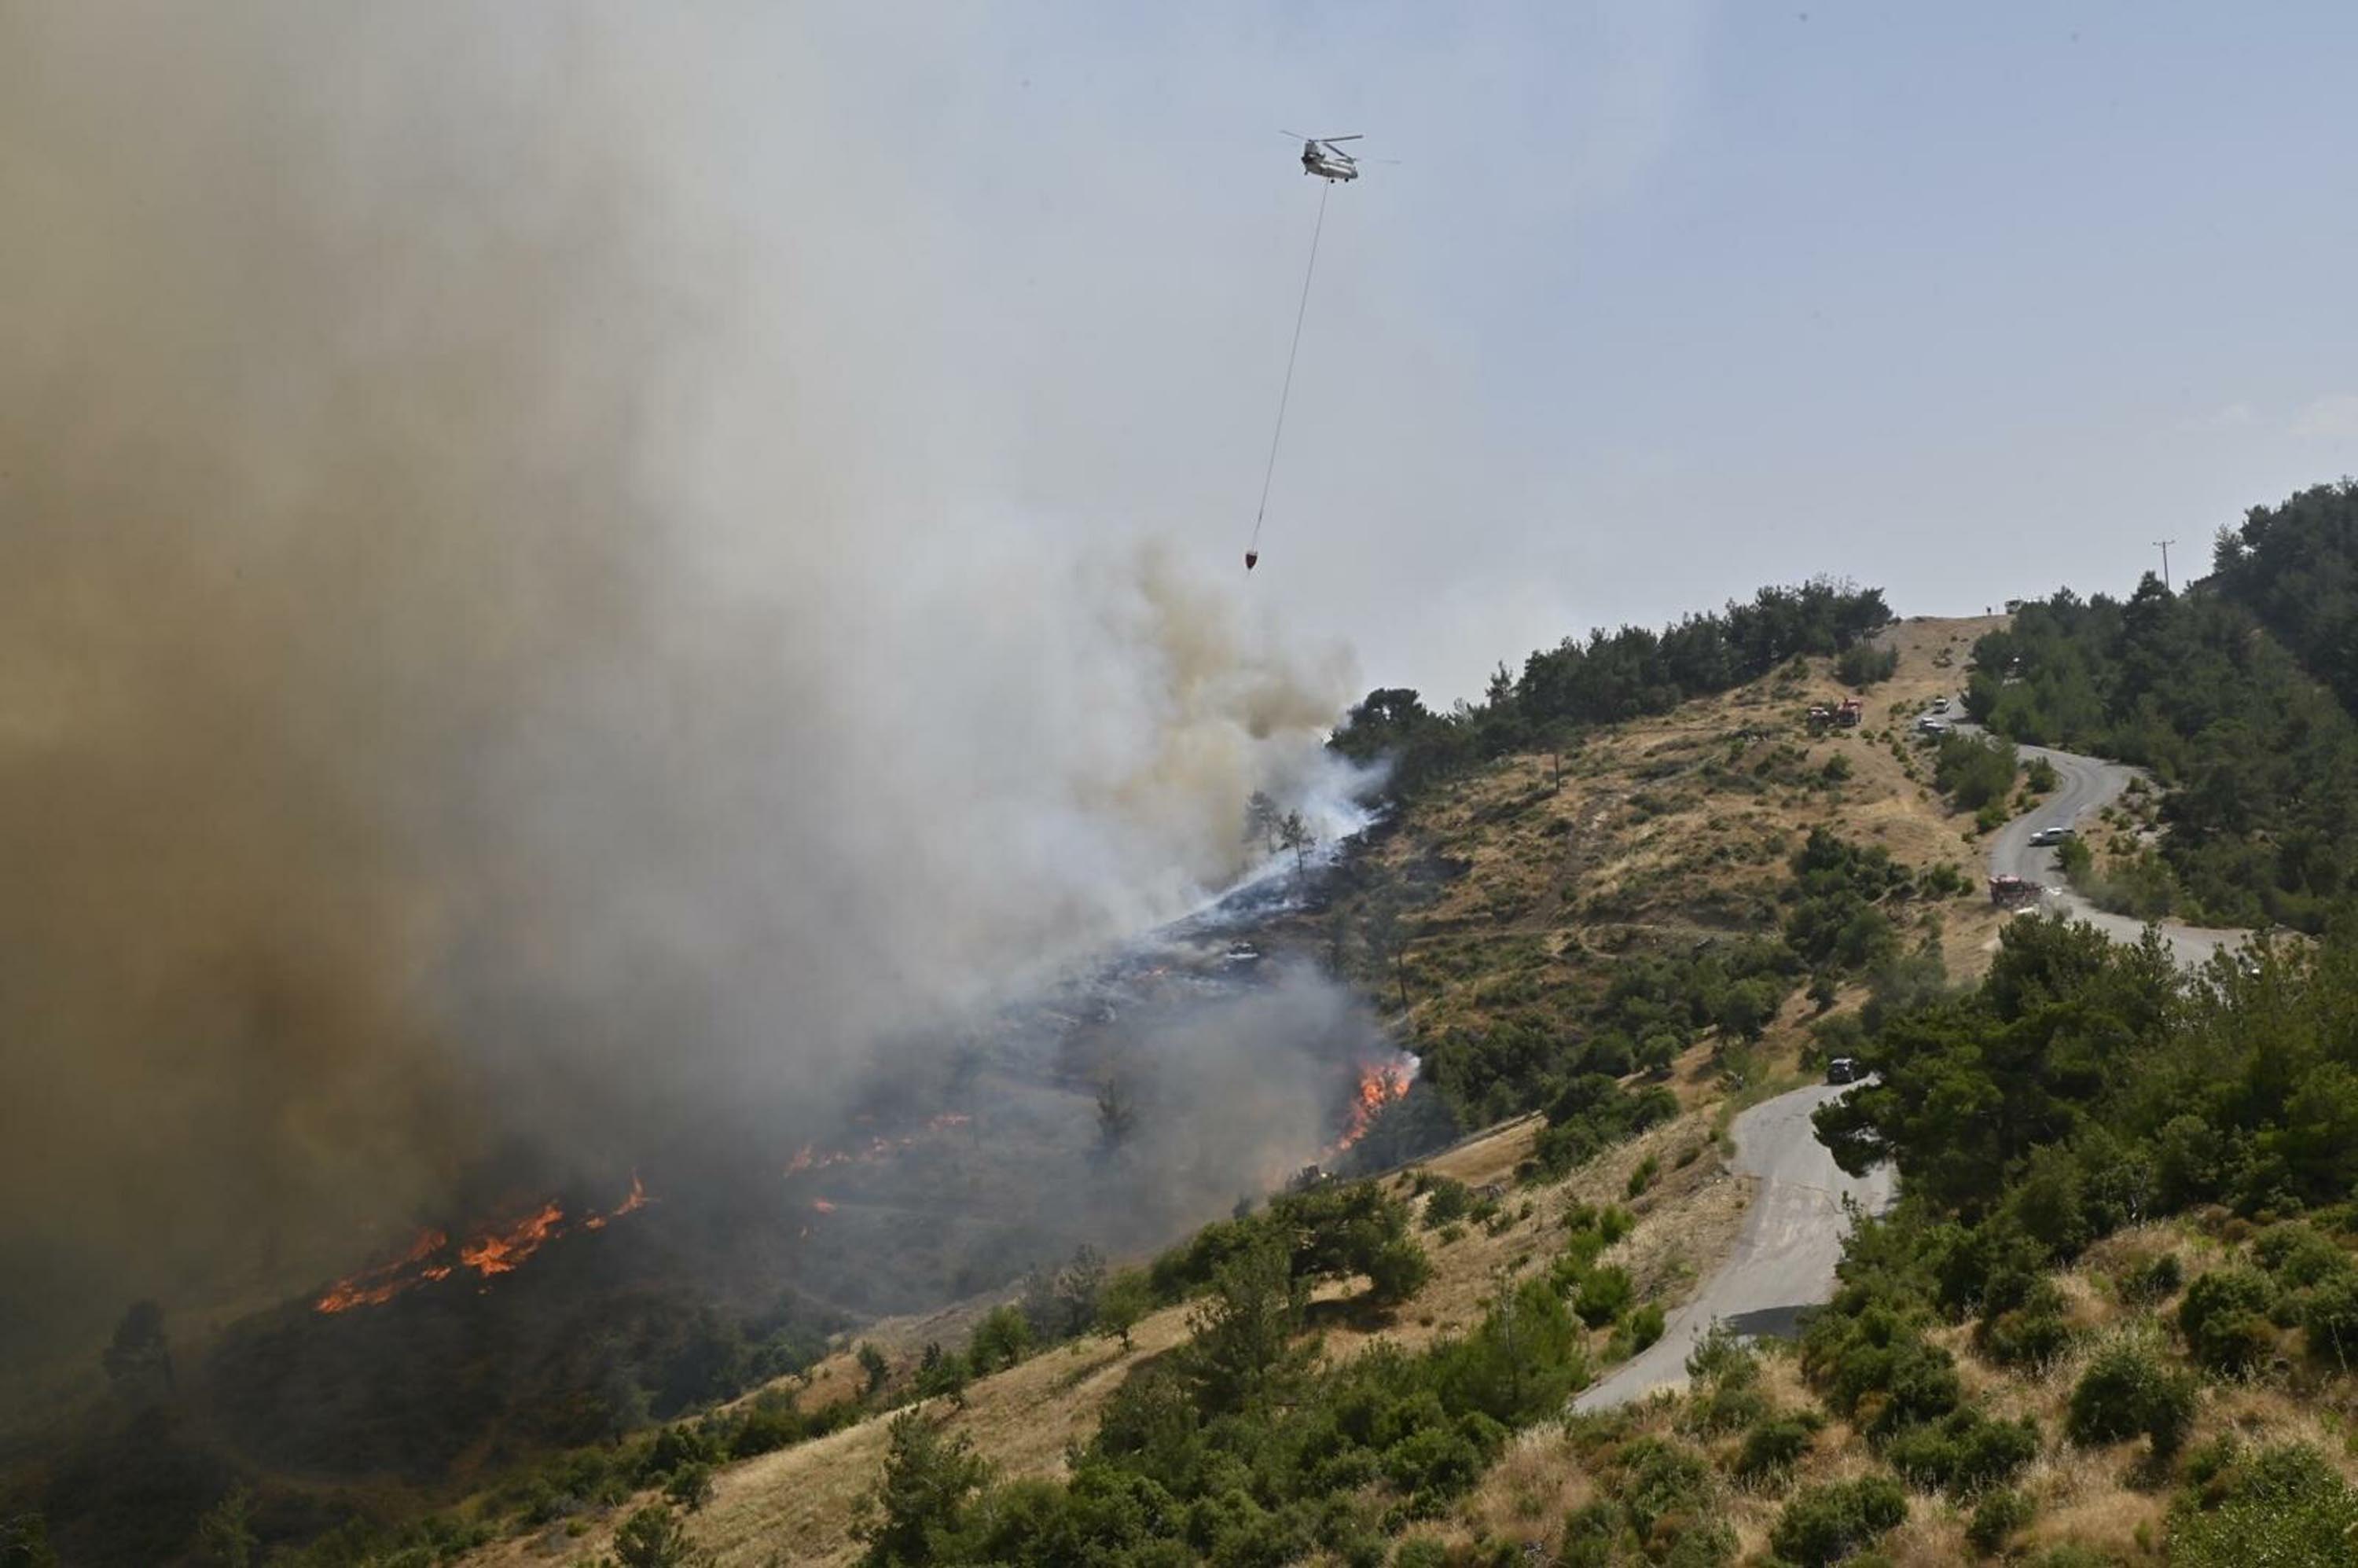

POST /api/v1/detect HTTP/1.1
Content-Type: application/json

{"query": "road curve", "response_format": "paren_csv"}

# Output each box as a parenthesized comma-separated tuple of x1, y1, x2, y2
(1576, 703, 2258, 1411)
(1573, 1084, 1895, 1411)
(1965, 722, 2248, 970)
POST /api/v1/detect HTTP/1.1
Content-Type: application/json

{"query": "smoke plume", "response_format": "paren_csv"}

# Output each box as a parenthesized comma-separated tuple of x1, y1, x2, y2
(0, 5, 1361, 1375)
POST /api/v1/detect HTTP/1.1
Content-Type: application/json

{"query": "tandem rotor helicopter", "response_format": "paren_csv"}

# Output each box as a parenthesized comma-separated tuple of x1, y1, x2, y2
(1287, 132, 1364, 183)
(1243, 132, 1391, 571)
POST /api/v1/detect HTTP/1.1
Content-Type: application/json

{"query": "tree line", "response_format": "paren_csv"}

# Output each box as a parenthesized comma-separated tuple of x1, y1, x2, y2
(1328, 578, 1893, 799)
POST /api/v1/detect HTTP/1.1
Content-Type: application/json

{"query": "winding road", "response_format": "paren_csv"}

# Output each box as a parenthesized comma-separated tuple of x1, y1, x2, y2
(1978, 733, 2246, 969)
(1573, 1084, 1895, 1410)
(1576, 701, 2253, 1409)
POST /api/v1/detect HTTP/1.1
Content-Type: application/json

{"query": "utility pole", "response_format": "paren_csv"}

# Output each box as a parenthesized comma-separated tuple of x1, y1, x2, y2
(2152, 539, 2176, 593)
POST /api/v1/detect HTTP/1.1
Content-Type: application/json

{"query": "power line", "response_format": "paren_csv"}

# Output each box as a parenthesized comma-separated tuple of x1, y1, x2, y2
(2152, 538, 2176, 592)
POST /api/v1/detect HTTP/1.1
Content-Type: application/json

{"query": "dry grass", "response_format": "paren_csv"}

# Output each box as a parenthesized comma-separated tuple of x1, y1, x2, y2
(450, 616, 2086, 1566)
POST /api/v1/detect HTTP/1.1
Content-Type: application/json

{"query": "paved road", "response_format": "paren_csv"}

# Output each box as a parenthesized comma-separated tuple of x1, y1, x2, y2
(1958, 716, 2248, 970)
(1573, 1084, 1896, 1411)
(1575, 702, 2257, 1411)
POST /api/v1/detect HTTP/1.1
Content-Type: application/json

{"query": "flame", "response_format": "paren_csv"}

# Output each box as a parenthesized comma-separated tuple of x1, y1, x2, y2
(458, 1200, 564, 1276)
(810, 1199, 836, 1214)
(786, 1118, 970, 1182)
(313, 1227, 448, 1313)
(312, 1174, 656, 1313)
(1335, 1052, 1418, 1151)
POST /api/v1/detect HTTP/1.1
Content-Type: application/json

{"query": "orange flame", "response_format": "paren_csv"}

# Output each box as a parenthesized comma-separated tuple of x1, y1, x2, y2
(457, 1200, 565, 1276)
(1335, 1054, 1417, 1151)
(810, 1199, 836, 1214)
(314, 1227, 449, 1313)
(312, 1173, 656, 1313)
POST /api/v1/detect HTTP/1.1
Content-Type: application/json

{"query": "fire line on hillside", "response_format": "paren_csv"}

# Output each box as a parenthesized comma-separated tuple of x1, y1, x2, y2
(313, 1173, 654, 1314)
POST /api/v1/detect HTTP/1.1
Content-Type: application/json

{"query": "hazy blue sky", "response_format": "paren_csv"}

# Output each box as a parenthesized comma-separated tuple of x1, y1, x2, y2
(729, 2, 2357, 702)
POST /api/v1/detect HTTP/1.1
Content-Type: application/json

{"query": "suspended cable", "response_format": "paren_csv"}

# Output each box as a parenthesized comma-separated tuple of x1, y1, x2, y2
(1245, 179, 1330, 571)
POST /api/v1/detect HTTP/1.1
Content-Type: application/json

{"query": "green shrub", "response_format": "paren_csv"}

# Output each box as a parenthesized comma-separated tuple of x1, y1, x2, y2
(2169, 1441, 2358, 1568)
(2117, 1252, 2184, 1306)
(1733, 1414, 1820, 1483)
(1618, 1438, 1714, 1540)
(1420, 1177, 1474, 1228)
(1392, 1537, 1448, 1568)
(1627, 1154, 1661, 1198)
(2299, 1268, 2358, 1367)
(2066, 1339, 2197, 1457)
(2177, 1269, 2275, 1374)
(1884, 1409, 2040, 1495)
(1966, 1487, 2033, 1555)
(1574, 1267, 1634, 1328)
(1364, 1238, 1434, 1305)
(1976, 1278, 2078, 1369)
(1769, 1477, 1908, 1566)
(2252, 1225, 2348, 1286)
(1802, 1302, 1961, 1438)
(1625, 1303, 1667, 1353)
(1838, 642, 1899, 689)
(1685, 1323, 1760, 1389)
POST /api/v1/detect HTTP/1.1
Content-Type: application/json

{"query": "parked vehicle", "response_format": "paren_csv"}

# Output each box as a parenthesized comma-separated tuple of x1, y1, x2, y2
(1930, 696, 1950, 713)
(1989, 873, 2041, 908)
(2029, 825, 2074, 847)
(1827, 1056, 1863, 1085)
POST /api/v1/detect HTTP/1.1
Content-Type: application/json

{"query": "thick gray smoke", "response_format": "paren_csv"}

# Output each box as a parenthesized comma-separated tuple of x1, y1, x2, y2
(0, 6, 1363, 1375)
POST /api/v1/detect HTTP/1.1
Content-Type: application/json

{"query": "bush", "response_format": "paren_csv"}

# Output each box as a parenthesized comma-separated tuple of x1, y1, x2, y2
(2117, 1252, 2184, 1306)
(1976, 1278, 2077, 1369)
(1627, 1155, 1661, 1198)
(1769, 1477, 1908, 1566)
(1420, 1177, 1473, 1228)
(2066, 1339, 2197, 1458)
(1885, 1409, 2040, 1495)
(1617, 1438, 1714, 1540)
(967, 1305, 1032, 1373)
(1364, 1238, 1434, 1306)
(1625, 1303, 1666, 1353)
(854, 1412, 990, 1567)
(1574, 1267, 1634, 1329)
(661, 1461, 715, 1513)
(1733, 1415, 1820, 1483)
(611, 1504, 709, 1568)
(2169, 1441, 2358, 1568)
(1966, 1488, 2033, 1556)
(1838, 642, 1899, 689)
(2177, 1269, 2275, 1374)
(2251, 1224, 2349, 1289)
(1934, 733, 2018, 811)
(1802, 1303, 1961, 1438)
(2299, 1267, 2358, 1367)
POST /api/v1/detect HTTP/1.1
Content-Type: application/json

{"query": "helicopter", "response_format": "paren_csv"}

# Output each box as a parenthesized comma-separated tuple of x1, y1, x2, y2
(1287, 132, 1363, 182)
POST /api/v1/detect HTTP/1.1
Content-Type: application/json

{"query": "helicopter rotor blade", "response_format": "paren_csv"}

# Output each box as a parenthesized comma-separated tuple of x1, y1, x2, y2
(1320, 134, 1364, 143)
(1278, 129, 1309, 141)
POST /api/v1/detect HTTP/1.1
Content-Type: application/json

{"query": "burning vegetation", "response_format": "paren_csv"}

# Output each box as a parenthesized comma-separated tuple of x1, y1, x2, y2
(313, 1177, 655, 1314)
(1336, 1052, 1420, 1151)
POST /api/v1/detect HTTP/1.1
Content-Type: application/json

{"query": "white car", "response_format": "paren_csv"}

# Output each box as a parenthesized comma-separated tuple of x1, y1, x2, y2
(1930, 696, 1951, 713)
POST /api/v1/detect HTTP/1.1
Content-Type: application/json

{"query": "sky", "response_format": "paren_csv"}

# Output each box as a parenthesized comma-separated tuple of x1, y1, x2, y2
(742, 0, 2357, 703)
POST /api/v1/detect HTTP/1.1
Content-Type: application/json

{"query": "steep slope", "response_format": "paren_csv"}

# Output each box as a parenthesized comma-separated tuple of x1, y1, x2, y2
(441, 616, 2039, 1566)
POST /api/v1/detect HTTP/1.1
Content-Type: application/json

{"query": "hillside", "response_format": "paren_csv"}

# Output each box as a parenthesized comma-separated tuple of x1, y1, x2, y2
(416, 613, 2106, 1567)
(94, 602, 2358, 1568)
